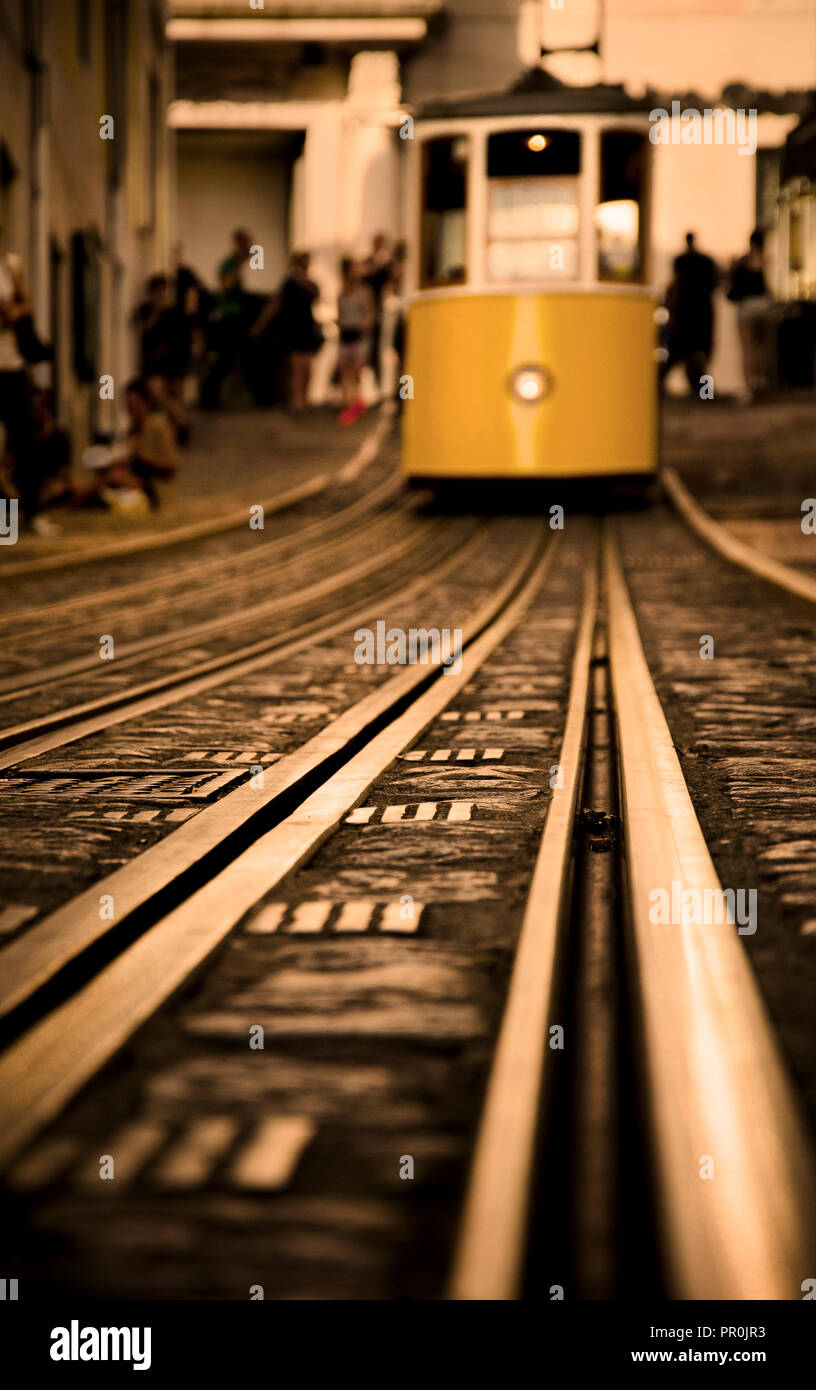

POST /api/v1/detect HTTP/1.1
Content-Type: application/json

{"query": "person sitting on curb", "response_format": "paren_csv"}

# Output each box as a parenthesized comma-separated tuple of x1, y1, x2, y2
(85, 378, 178, 512)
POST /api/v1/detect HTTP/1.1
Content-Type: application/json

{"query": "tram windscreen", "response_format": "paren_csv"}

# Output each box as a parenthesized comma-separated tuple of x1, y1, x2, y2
(486, 129, 580, 282)
(420, 137, 468, 288)
(597, 130, 647, 282)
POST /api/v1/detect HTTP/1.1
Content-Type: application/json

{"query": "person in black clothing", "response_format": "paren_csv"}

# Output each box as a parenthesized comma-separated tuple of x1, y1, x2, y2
(0, 241, 42, 529)
(29, 388, 72, 510)
(662, 232, 718, 396)
(362, 232, 394, 392)
(727, 229, 771, 402)
(172, 243, 200, 320)
(135, 274, 191, 439)
(389, 240, 407, 407)
(277, 252, 322, 412)
(200, 229, 254, 410)
(172, 242, 211, 390)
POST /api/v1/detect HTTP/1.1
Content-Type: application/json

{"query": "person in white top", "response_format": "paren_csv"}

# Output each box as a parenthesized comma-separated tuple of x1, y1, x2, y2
(0, 242, 38, 526)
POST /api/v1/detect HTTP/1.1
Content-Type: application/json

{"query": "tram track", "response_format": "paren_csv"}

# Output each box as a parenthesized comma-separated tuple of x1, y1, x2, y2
(0, 406, 395, 584)
(0, 498, 443, 700)
(0, 520, 552, 1159)
(1, 511, 813, 1302)
(451, 524, 816, 1300)
(663, 466, 816, 606)
(0, 466, 402, 643)
(0, 513, 482, 766)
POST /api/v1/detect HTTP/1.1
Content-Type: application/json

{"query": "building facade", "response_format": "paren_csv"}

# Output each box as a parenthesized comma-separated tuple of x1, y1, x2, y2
(167, 0, 439, 403)
(0, 0, 171, 453)
(169, 0, 816, 398)
(2, 2, 814, 430)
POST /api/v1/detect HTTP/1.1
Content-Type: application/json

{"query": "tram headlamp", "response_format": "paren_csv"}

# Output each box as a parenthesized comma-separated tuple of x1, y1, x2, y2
(509, 365, 552, 403)
(527, 134, 548, 152)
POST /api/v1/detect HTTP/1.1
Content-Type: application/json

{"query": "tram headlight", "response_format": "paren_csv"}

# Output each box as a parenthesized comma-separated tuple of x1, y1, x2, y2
(509, 365, 552, 403)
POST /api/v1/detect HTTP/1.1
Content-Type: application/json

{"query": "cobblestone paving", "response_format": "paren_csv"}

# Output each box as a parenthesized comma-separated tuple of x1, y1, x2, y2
(0, 517, 534, 925)
(3, 398, 815, 1304)
(0, 529, 588, 1300)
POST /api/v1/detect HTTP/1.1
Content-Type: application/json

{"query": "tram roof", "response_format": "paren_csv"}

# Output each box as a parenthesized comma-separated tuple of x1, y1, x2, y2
(417, 68, 654, 121)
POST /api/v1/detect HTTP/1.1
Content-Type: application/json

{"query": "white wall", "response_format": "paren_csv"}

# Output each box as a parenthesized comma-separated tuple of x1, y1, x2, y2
(175, 133, 295, 294)
(652, 140, 753, 394)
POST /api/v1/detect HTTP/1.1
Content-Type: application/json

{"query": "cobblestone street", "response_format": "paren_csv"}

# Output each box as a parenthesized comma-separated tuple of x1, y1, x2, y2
(2, 0, 816, 1360)
(2, 397, 816, 1318)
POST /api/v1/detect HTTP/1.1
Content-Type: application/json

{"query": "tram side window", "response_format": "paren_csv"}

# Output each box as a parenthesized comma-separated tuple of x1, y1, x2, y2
(597, 131, 648, 283)
(486, 129, 580, 282)
(420, 137, 468, 288)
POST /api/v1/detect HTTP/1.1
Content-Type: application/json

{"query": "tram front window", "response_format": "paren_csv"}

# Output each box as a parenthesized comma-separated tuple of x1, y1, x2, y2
(597, 130, 648, 282)
(420, 136, 468, 288)
(486, 129, 580, 282)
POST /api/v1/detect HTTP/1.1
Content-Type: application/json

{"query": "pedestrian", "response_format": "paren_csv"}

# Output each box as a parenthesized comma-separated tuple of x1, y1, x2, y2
(727, 229, 772, 403)
(101, 378, 178, 510)
(362, 232, 394, 392)
(245, 290, 285, 407)
(171, 242, 201, 322)
(135, 274, 190, 441)
(388, 240, 408, 406)
(0, 240, 50, 531)
(171, 244, 212, 410)
(661, 232, 718, 397)
(29, 387, 72, 513)
(200, 228, 253, 409)
(336, 257, 375, 425)
(277, 252, 323, 412)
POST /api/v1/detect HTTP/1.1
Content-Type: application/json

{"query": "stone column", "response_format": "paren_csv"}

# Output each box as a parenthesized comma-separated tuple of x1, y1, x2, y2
(341, 51, 402, 253)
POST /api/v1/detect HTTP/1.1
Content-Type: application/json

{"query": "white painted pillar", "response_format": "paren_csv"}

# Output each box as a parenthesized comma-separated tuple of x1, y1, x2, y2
(341, 52, 402, 252)
(300, 104, 344, 311)
(300, 103, 344, 400)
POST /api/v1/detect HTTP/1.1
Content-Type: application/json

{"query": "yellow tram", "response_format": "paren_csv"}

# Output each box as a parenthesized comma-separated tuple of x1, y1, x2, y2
(401, 72, 659, 484)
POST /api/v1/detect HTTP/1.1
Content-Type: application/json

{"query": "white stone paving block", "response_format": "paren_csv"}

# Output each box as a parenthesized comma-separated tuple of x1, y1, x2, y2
(229, 1116, 316, 1190)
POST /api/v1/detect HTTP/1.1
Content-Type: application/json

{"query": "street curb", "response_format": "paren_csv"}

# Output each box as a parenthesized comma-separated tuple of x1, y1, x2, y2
(1, 411, 390, 579)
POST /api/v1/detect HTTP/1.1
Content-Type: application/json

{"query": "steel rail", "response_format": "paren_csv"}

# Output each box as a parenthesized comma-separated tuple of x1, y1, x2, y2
(0, 519, 526, 1019)
(663, 465, 816, 606)
(0, 505, 439, 700)
(0, 524, 554, 1168)
(0, 516, 485, 774)
(604, 521, 816, 1299)
(449, 522, 816, 1300)
(448, 552, 598, 1299)
(1, 467, 402, 637)
(0, 499, 429, 699)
